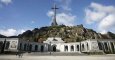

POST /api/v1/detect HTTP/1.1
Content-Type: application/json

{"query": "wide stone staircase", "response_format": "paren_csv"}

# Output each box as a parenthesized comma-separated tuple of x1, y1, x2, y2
(24, 52, 87, 56)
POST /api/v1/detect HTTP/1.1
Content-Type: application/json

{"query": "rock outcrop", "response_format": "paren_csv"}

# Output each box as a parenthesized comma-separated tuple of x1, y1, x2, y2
(18, 24, 115, 43)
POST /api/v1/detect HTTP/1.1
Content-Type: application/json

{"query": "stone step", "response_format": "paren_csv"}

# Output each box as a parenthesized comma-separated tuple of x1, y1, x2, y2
(24, 52, 87, 56)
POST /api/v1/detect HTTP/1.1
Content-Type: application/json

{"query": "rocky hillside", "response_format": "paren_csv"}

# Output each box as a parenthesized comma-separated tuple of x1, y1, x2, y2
(18, 24, 115, 43)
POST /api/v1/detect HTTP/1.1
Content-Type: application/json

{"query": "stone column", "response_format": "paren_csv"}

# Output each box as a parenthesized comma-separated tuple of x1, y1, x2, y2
(68, 45, 71, 52)
(108, 42, 112, 53)
(84, 43, 86, 52)
(74, 45, 76, 52)
(75, 45, 77, 52)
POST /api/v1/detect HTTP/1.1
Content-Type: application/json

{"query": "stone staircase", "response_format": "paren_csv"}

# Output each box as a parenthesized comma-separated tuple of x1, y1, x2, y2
(24, 52, 87, 56)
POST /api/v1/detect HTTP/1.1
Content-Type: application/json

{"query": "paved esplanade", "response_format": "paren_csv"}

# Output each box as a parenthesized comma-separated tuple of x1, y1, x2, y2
(0, 54, 115, 60)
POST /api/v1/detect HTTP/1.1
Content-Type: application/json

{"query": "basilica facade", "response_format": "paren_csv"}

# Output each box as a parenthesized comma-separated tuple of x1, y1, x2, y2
(0, 37, 115, 54)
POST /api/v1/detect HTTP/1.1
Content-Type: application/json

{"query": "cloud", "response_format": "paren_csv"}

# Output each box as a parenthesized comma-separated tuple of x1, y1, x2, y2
(47, 11, 54, 17)
(90, 2, 115, 13)
(0, 29, 26, 36)
(47, 0, 76, 26)
(85, 2, 115, 34)
(47, 11, 76, 26)
(54, 0, 72, 11)
(56, 13, 76, 26)
(0, 0, 12, 5)
(0, 29, 16, 36)
(31, 21, 35, 24)
(17, 29, 25, 35)
(99, 14, 115, 34)
(85, 9, 106, 24)
(60, 0, 72, 11)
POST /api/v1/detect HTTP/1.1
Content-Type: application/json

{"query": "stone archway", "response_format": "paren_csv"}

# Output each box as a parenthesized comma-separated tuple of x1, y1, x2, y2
(76, 45, 79, 51)
(0, 41, 3, 52)
(86, 43, 89, 50)
(29, 44, 32, 51)
(98, 42, 103, 50)
(35, 45, 38, 51)
(5, 41, 10, 49)
(19, 43, 22, 50)
(24, 44, 27, 51)
(53, 46, 56, 52)
(82, 44, 84, 51)
(104, 42, 108, 51)
(65, 45, 68, 51)
(41, 45, 44, 52)
(71, 45, 74, 51)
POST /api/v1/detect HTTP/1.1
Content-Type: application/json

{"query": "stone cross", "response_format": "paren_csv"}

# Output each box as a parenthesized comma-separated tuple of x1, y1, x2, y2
(51, 3, 58, 26)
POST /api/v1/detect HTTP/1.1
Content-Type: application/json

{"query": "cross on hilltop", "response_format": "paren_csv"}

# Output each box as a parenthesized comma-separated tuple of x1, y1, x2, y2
(51, 3, 58, 26)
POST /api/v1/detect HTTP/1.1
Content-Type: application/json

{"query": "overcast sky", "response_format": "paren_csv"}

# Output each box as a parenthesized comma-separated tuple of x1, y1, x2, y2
(0, 0, 115, 36)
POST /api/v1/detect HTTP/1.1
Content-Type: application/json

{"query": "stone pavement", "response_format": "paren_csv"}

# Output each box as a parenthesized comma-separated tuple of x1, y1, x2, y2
(0, 54, 115, 60)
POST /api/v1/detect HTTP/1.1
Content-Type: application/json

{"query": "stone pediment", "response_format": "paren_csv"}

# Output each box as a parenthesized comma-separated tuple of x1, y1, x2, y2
(43, 37, 65, 44)
(53, 39, 58, 41)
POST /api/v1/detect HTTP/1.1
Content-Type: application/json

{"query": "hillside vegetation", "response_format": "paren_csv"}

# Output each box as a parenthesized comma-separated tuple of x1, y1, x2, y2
(18, 24, 115, 43)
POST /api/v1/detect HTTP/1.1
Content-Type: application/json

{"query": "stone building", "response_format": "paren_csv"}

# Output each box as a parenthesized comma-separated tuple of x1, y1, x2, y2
(0, 37, 115, 54)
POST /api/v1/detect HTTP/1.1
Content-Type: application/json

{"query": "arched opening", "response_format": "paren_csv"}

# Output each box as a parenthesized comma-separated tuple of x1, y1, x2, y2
(76, 45, 79, 51)
(5, 41, 10, 49)
(64, 45, 68, 51)
(19, 43, 22, 50)
(41, 45, 44, 52)
(29, 44, 32, 51)
(35, 45, 38, 51)
(0, 41, 3, 52)
(86, 43, 89, 50)
(71, 45, 74, 51)
(24, 44, 27, 51)
(104, 42, 108, 51)
(98, 42, 103, 50)
(82, 44, 84, 51)
(53, 46, 56, 52)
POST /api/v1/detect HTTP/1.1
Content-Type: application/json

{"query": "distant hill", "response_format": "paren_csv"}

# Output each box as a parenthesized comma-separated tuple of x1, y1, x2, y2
(0, 34, 6, 38)
(7, 36, 19, 38)
(0, 34, 18, 38)
(18, 24, 115, 43)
